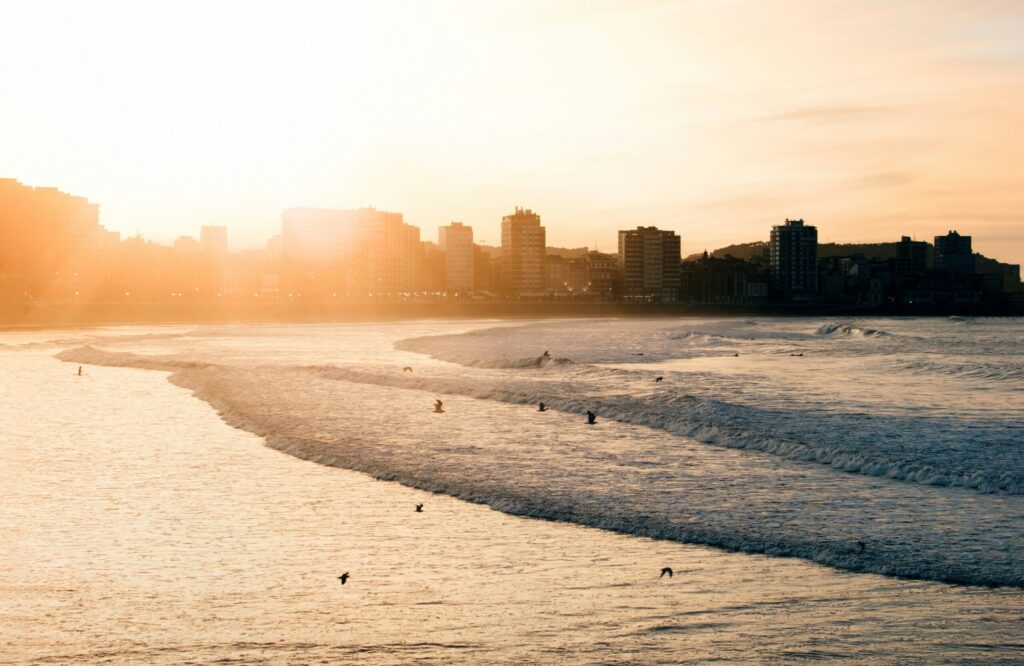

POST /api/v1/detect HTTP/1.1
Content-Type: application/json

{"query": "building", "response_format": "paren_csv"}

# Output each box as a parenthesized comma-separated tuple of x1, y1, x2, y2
(438, 222, 474, 292)
(0, 178, 107, 300)
(281, 207, 420, 299)
(618, 226, 681, 302)
(585, 251, 618, 299)
(501, 207, 546, 296)
(200, 225, 228, 255)
(896, 236, 928, 275)
(934, 230, 974, 275)
(769, 219, 817, 297)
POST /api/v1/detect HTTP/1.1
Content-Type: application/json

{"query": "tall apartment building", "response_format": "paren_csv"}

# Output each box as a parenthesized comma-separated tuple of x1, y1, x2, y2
(200, 225, 228, 255)
(934, 230, 974, 275)
(769, 219, 818, 297)
(281, 207, 420, 298)
(501, 207, 546, 296)
(618, 226, 681, 302)
(896, 236, 928, 275)
(0, 178, 106, 299)
(438, 222, 474, 292)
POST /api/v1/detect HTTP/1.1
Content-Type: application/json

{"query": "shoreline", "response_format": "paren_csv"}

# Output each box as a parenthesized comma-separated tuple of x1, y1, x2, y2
(2, 299, 1021, 331)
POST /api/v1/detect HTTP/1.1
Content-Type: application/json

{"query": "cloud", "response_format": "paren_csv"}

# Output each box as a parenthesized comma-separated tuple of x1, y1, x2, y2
(759, 105, 897, 123)
(854, 172, 915, 189)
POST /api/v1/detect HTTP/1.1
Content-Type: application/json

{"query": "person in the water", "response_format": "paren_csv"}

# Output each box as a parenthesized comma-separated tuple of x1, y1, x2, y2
(434, 399, 445, 413)
(538, 402, 547, 412)
(587, 410, 596, 424)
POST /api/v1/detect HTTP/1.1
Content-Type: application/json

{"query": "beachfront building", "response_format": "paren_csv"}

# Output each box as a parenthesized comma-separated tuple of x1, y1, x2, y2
(438, 222, 474, 292)
(200, 225, 228, 256)
(281, 206, 420, 299)
(770, 218, 818, 297)
(618, 226, 681, 303)
(934, 230, 974, 275)
(896, 236, 928, 276)
(501, 207, 546, 297)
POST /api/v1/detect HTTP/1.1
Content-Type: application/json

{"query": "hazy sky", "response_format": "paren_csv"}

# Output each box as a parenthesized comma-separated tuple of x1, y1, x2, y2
(1, 0, 1022, 263)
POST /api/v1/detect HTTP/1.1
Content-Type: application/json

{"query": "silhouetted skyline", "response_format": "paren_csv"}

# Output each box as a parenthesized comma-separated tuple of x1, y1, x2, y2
(1, 2, 1022, 265)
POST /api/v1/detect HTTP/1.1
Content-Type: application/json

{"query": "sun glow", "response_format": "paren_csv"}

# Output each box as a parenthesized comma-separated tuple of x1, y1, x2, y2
(0, 1, 1022, 262)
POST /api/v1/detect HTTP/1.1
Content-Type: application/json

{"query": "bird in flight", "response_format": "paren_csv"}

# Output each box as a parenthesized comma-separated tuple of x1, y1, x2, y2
(434, 399, 445, 413)
(655, 376, 663, 382)
(338, 572, 350, 585)
(660, 567, 673, 578)
(415, 503, 423, 512)
(403, 366, 413, 372)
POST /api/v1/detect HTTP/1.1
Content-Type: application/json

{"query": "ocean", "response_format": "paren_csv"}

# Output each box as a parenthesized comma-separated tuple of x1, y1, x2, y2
(2, 317, 1022, 663)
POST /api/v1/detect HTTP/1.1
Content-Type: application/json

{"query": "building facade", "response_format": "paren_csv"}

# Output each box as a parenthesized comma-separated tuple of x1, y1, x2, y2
(896, 236, 928, 275)
(200, 225, 228, 255)
(769, 219, 818, 297)
(618, 226, 681, 302)
(438, 222, 474, 292)
(934, 230, 974, 275)
(500, 207, 546, 296)
(281, 206, 420, 299)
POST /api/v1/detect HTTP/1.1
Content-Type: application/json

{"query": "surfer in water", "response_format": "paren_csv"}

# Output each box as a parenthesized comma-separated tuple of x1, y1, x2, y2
(538, 402, 547, 412)
(543, 350, 550, 357)
(587, 410, 596, 425)
(77, 366, 83, 376)
(434, 399, 445, 413)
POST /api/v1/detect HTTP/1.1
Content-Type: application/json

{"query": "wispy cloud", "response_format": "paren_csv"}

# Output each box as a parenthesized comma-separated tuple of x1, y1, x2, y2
(759, 105, 897, 123)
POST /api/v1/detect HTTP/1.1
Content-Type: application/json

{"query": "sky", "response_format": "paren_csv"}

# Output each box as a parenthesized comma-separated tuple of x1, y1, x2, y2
(1, 0, 1022, 264)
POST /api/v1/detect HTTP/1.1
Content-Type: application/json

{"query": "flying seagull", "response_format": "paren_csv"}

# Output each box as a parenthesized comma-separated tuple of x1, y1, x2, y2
(338, 572, 350, 585)
(415, 503, 423, 512)
(403, 366, 413, 373)
(660, 567, 673, 578)
(434, 399, 445, 413)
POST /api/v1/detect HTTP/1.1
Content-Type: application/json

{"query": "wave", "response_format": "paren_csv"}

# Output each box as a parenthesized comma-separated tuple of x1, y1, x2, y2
(816, 323, 890, 337)
(55, 344, 1024, 588)
(57, 345, 1023, 495)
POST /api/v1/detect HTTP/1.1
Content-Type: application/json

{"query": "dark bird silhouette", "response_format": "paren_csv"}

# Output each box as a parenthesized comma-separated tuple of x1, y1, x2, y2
(655, 376, 663, 383)
(434, 399, 445, 413)
(338, 572, 350, 585)
(660, 567, 673, 578)
(538, 402, 547, 412)
(77, 366, 83, 376)
(403, 366, 413, 373)
(790, 353, 804, 357)
(415, 503, 423, 513)
(857, 540, 866, 553)
(587, 410, 597, 425)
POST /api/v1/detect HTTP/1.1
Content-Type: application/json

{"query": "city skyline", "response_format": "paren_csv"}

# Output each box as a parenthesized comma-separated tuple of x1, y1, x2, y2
(1, 1, 1022, 265)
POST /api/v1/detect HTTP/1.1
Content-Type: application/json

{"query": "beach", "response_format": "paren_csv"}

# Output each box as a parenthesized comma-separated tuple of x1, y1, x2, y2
(2, 320, 1022, 663)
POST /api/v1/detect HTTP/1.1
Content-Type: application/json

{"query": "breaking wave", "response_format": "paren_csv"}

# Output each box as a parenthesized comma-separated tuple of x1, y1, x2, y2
(57, 345, 1023, 495)
(51, 342, 1024, 586)
(816, 323, 890, 337)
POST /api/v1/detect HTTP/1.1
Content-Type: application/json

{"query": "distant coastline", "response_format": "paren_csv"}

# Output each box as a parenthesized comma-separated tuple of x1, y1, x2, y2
(2, 299, 1020, 330)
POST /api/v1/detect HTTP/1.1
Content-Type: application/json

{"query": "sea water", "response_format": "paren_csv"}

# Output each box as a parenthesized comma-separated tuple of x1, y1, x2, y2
(2, 317, 1022, 663)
